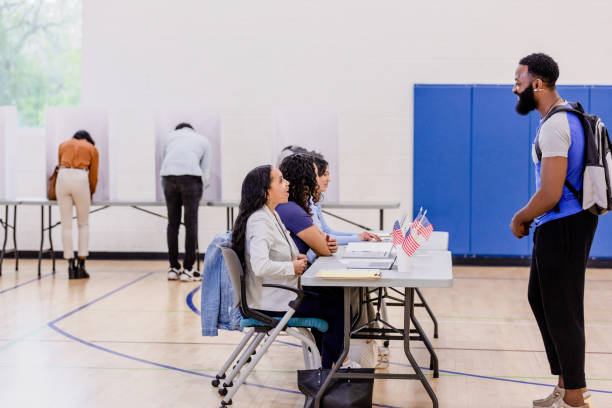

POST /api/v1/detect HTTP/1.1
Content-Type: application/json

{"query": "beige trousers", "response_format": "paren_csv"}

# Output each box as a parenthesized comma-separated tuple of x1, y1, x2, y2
(56, 168, 91, 259)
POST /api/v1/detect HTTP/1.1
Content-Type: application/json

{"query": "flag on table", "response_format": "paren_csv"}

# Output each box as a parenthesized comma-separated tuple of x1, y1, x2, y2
(392, 220, 403, 248)
(415, 214, 433, 240)
(401, 229, 420, 256)
(414, 207, 424, 224)
(412, 210, 424, 232)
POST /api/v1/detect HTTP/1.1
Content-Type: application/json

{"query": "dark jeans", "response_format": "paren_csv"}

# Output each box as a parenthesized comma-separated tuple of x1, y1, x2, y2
(162, 175, 203, 271)
(260, 286, 345, 369)
(528, 210, 597, 390)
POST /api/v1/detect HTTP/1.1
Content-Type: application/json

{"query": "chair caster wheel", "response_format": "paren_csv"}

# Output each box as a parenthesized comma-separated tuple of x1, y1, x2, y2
(222, 381, 233, 388)
(217, 373, 226, 380)
(218, 387, 228, 396)
(383, 340, 389, 347)
(220, 399, 232, 406)
(211, 379, 220, 387)
(246, 357, 252, 363)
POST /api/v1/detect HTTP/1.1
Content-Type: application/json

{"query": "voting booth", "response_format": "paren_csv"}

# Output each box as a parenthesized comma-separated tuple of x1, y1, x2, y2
(108, 108, 156, 200)
(0, 107, 18, 200)
(273, 110, 340, 202)
(45, 107, 110, 201)
(155, 109, 222, 201)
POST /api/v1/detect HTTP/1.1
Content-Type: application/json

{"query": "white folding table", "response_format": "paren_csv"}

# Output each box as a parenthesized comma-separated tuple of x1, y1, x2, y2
(302, 248, 453, 408)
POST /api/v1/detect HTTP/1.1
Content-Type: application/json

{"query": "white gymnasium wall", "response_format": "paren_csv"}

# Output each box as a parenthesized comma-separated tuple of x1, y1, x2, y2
(12, 0, 612, 253)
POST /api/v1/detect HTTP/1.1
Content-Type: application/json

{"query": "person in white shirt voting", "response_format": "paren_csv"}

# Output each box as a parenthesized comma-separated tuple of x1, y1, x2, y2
(160, 123, 211, 282)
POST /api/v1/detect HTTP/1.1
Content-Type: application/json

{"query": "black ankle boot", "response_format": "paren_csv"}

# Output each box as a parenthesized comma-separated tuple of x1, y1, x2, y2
(68, 258, 77, 279)
(76, 258, 89, 279)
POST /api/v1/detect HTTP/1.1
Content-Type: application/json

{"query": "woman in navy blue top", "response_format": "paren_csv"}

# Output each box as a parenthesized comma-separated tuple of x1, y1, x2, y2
(275, 154, 337, 258)
(275, 154, 347, 368)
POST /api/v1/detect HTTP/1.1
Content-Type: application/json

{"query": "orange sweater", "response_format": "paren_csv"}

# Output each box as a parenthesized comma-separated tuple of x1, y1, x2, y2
(58, 138, 99, 194)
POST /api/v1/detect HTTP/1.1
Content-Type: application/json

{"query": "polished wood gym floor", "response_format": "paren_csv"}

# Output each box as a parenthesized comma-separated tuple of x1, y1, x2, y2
(0, 260, 610, 407)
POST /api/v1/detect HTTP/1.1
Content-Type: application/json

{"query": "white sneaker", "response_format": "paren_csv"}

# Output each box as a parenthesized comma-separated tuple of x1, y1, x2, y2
(534, 387, 591, 408)
(167, 267, 180, 280)
(180, 269, 201, 282)
(378, 342, 390, 357)
(551, 399, 589, 408)
(341, 359, 361, 369)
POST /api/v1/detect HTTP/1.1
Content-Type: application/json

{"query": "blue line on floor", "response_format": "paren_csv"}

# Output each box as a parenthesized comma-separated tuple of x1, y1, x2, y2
(387, 362, 612, 395)
(0, 272, 54, 295)
(49, 272, 399, 407)
(48, 322, 304, 395)
(48, 271, 155, 324)
(186, 286, 200, 315)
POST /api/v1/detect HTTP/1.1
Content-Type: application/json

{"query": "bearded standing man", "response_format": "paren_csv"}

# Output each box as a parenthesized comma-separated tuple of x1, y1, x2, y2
(510, 53, 597, 408)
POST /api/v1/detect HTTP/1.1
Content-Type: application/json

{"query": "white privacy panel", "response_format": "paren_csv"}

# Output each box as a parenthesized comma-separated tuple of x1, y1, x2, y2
(155, 109, 222, 201)
(273, 110, 340, 202)
(45, 107, 110, 201)
(108, 108, 156, 200)
(0, 107, 18, 200)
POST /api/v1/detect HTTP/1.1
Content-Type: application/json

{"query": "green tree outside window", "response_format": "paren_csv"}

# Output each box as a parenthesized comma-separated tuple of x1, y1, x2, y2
(0, 0, 81, 127)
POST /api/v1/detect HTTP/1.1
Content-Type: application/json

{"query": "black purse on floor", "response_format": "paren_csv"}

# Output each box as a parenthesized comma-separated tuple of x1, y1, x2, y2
(297, 367, 375, 408)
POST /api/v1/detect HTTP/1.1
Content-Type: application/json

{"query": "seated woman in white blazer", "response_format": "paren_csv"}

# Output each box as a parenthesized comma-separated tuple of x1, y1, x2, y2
(231, 165, 344, 369)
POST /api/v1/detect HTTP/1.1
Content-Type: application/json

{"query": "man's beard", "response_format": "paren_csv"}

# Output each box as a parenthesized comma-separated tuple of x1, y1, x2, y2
(515, 84, 537, 115)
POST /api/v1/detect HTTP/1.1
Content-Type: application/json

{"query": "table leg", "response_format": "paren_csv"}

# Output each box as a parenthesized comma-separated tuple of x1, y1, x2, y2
(0, 205, 7, 276)
(379, 209, 384, 230)
(312, 286, 352, 408)
(48, 206, 55, 273)
(226, 207, 230, 231)
(13, 205, 18, 271)
(230, 207, 235, 230)
(38, 205, 44, 277)
(196, 246, 201, 271)
(416, 288, 439, 338)
(404, 288, 438, 408)
(411, 313, 439, 377)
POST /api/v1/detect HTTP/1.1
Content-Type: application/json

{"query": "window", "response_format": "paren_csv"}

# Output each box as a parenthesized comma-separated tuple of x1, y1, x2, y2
(0, 0, 81, 127)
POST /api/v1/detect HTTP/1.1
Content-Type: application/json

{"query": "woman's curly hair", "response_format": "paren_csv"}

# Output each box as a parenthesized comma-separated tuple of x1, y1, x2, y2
(279, 154, 318, 215)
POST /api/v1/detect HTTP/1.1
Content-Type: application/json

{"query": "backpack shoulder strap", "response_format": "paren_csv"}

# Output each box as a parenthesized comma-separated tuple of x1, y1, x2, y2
(536, 102, 586, 212)
(535, 102, 585, 161)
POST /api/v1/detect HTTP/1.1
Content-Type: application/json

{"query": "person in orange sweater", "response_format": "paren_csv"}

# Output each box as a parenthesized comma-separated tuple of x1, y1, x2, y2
(56, 130, 99, 279)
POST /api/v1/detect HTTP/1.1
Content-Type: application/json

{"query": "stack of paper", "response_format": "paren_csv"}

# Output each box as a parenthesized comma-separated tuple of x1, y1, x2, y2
(346, 242, 393, 252)
(344, 242, 393, 258)
(316, 269, 382, 280)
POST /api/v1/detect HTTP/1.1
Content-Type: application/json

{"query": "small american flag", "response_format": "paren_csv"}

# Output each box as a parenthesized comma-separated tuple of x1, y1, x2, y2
(402, 229, 420, 256)
(416, 215, 433, 240)
(392, 220, 403, 248)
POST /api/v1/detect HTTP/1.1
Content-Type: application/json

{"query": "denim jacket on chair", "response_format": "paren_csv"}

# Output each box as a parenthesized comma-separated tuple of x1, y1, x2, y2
(201, 231, 243, 336)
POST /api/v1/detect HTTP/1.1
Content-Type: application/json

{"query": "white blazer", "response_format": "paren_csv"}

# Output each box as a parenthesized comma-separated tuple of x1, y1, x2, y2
(245, 205, 299, 311)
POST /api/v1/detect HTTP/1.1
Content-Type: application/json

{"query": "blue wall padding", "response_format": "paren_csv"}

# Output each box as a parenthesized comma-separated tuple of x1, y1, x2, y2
(414, 84, 611, 258)
(414, 85, 472, 254)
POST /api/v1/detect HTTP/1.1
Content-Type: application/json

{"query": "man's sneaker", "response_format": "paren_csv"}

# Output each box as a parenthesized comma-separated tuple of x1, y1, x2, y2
(551, 399, 589, 408)
(534, 386, 565, 407)
(534, 387, 591, 408)
(167, 267, 180, 281)
(180, 269, 201, 282)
